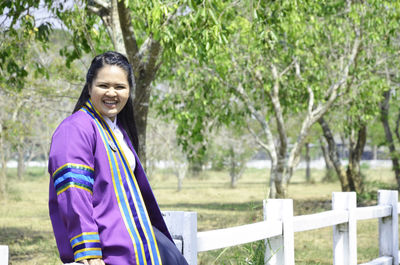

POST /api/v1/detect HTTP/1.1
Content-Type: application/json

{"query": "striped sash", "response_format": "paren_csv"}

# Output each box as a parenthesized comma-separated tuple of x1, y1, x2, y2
(81, 100, 162, 265)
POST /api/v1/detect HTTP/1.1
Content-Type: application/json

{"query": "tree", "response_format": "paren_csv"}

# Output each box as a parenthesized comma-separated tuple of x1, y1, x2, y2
(211, 125, 256, 188)
(319, 136, 336, 182)
(380, 80, 400, 190)
(318, 0, 400, 193)
(0, 26, 85, 198)
(0, 1, 52, 90)
(146, 111, 188, 191)
(3, 0, 233, 168)
(318, 80, 386, 194)
(0, 4, 51, 197)
(158, 1, 372, 198)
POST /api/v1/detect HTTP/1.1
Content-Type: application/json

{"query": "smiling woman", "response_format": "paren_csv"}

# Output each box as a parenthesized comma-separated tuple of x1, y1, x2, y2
(48, 51, 188, 265)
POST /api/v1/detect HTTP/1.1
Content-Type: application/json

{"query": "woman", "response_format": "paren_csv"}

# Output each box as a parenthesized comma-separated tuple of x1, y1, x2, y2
(48, 51, 188, 265)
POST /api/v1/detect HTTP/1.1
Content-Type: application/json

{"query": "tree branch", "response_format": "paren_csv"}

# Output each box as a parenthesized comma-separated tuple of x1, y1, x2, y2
(235, 83, 276, 160)
(247, 125, 271, 154)
(87, 1, 113, 46)
(89, 0, 110, 10)
(316, 33, 361, 119)
(286, 34, 361, 177)
(294, 58, 314, 116)
(144, 38, 162, 78)
(117, 0, 139, 68)
(269, 63, 288, 160)
(395, 109, 400, 143)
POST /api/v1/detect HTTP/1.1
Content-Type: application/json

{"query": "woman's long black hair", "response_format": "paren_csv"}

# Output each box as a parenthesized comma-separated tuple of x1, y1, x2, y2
(73, 51, 139, 152)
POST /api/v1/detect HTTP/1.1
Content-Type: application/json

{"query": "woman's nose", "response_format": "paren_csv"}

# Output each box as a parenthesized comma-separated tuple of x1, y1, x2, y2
(105, 87, 117, 96)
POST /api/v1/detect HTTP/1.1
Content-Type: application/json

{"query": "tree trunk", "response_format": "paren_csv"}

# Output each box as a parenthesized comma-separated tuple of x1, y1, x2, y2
(0, 159, 6, 200)
(372, 145, 378, 160)
(0, 133, 7, 200)
(177, 177, 182, 192)
(346, 126, 366, 193)
(109, 0, 162, 169)
(133, 82, 150, 170)
(229, 147, 237, 188)
(318, 117, 350, 191)
(230, 164, 245, 189)
(268, 162, 276, 198)
(273, 157, 288, 198)
(17, 145, 25, 180)
(305, 142, 311, 182)
(380, 89, 400, 189)
(319, 137, 335, 182)
(41, 143, 49, 174)
(175, 162, 187, 192)
(227, 146, 247, 189)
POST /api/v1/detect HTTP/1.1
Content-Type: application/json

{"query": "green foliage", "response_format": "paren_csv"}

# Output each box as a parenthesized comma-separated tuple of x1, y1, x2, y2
(357, 180, 397, 205)
(0, 1, 54, 90)
(210, 240, 266, 265)
(154, 0, 400, 166)
(57, 1, 112, 67)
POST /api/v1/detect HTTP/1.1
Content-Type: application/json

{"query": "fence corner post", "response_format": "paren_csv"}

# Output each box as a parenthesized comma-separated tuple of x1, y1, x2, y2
(0, 245, 8, 265)
(263, 199, 294, 265)
(378, 189, 398, 264)
(162, 211, 198, 265)
(332, 192, 357, 265)
(183, 212, 197, 265)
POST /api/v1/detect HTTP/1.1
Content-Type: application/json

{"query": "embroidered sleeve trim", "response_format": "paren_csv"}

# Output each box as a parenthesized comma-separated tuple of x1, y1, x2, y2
(70, 232, 102, 261)
(53, 164, 94, 195)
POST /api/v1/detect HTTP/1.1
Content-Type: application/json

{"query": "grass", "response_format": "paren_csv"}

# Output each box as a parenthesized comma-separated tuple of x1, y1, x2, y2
(0, 166, 398, 264)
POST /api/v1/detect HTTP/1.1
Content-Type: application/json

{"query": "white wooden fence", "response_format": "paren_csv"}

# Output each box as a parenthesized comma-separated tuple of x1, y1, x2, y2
(195, 189, 399, 265)
(1, 190, 398, 265)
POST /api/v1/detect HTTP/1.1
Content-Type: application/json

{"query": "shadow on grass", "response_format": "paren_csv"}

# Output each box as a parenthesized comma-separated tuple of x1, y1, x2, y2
(293, 199, 331, 215)
(160, 201, 264, 212)
(0, 226, 57, 263)
(154, 181, 268, 190)
(161, 198, 334, 216)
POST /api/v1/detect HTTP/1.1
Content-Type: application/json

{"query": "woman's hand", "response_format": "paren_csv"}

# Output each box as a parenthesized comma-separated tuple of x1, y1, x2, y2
(81, 258, 106, 265)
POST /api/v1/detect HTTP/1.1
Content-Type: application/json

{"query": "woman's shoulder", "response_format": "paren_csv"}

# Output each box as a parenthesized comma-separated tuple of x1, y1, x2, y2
(54, 110, 96, 137)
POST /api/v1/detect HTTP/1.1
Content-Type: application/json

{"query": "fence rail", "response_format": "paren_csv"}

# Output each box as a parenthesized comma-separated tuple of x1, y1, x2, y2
(293, 209, 348, 232)
(355, 205, 392, 221)
(197, 220, 282, 252)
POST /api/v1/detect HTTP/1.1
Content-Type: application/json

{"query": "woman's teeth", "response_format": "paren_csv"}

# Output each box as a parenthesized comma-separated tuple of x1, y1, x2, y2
(104, 100, 117, 105)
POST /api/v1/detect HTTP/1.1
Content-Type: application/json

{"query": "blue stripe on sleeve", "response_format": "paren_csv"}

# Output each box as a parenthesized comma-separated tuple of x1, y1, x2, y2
(70, 233, 100, 247)
(54, 171, 94, 186)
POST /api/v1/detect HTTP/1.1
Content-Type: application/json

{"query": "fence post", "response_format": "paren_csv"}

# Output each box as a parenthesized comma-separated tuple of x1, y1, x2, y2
(378, 190, 398, 264)
(332, 192, 357, 265)
(162, 211, 197, 265)
(263, 199, 294, 265)
(0, 245, 8, 265)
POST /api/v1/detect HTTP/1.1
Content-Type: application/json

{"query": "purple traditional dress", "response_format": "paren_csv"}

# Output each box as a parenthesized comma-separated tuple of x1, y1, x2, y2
(48, 100, 174, 265)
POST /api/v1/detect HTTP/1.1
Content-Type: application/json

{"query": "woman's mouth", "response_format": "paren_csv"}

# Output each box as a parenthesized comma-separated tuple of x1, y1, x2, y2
(103, 100, 118, 108)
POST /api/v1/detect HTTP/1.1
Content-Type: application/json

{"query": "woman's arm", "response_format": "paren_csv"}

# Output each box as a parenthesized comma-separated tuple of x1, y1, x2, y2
(49, 120, 103, 262)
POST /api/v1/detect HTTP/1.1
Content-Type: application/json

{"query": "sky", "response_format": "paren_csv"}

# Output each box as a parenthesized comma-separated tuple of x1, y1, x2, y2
(1, 0, 75, 29)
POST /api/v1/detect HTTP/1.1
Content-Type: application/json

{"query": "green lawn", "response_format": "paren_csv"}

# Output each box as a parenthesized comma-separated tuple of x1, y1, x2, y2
(0, 166, 398, 264)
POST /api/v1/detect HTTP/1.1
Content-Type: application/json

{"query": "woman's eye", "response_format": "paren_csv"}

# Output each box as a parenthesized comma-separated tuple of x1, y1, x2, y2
(116, 86, 126, 90)
(99, 84, 108, 88)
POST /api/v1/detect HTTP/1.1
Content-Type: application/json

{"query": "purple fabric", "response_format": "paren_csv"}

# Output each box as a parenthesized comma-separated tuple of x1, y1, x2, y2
(48, 110, 173, 265)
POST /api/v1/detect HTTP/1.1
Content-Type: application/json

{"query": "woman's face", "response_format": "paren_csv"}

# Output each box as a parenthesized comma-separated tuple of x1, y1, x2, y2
(89, 64, 130, 121)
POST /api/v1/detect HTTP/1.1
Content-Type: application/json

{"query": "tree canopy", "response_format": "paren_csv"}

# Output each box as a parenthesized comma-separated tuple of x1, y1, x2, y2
(2, 0, 400, 198)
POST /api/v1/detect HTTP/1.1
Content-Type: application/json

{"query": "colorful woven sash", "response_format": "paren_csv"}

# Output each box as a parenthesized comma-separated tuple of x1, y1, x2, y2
(81, 100, 162, 265)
